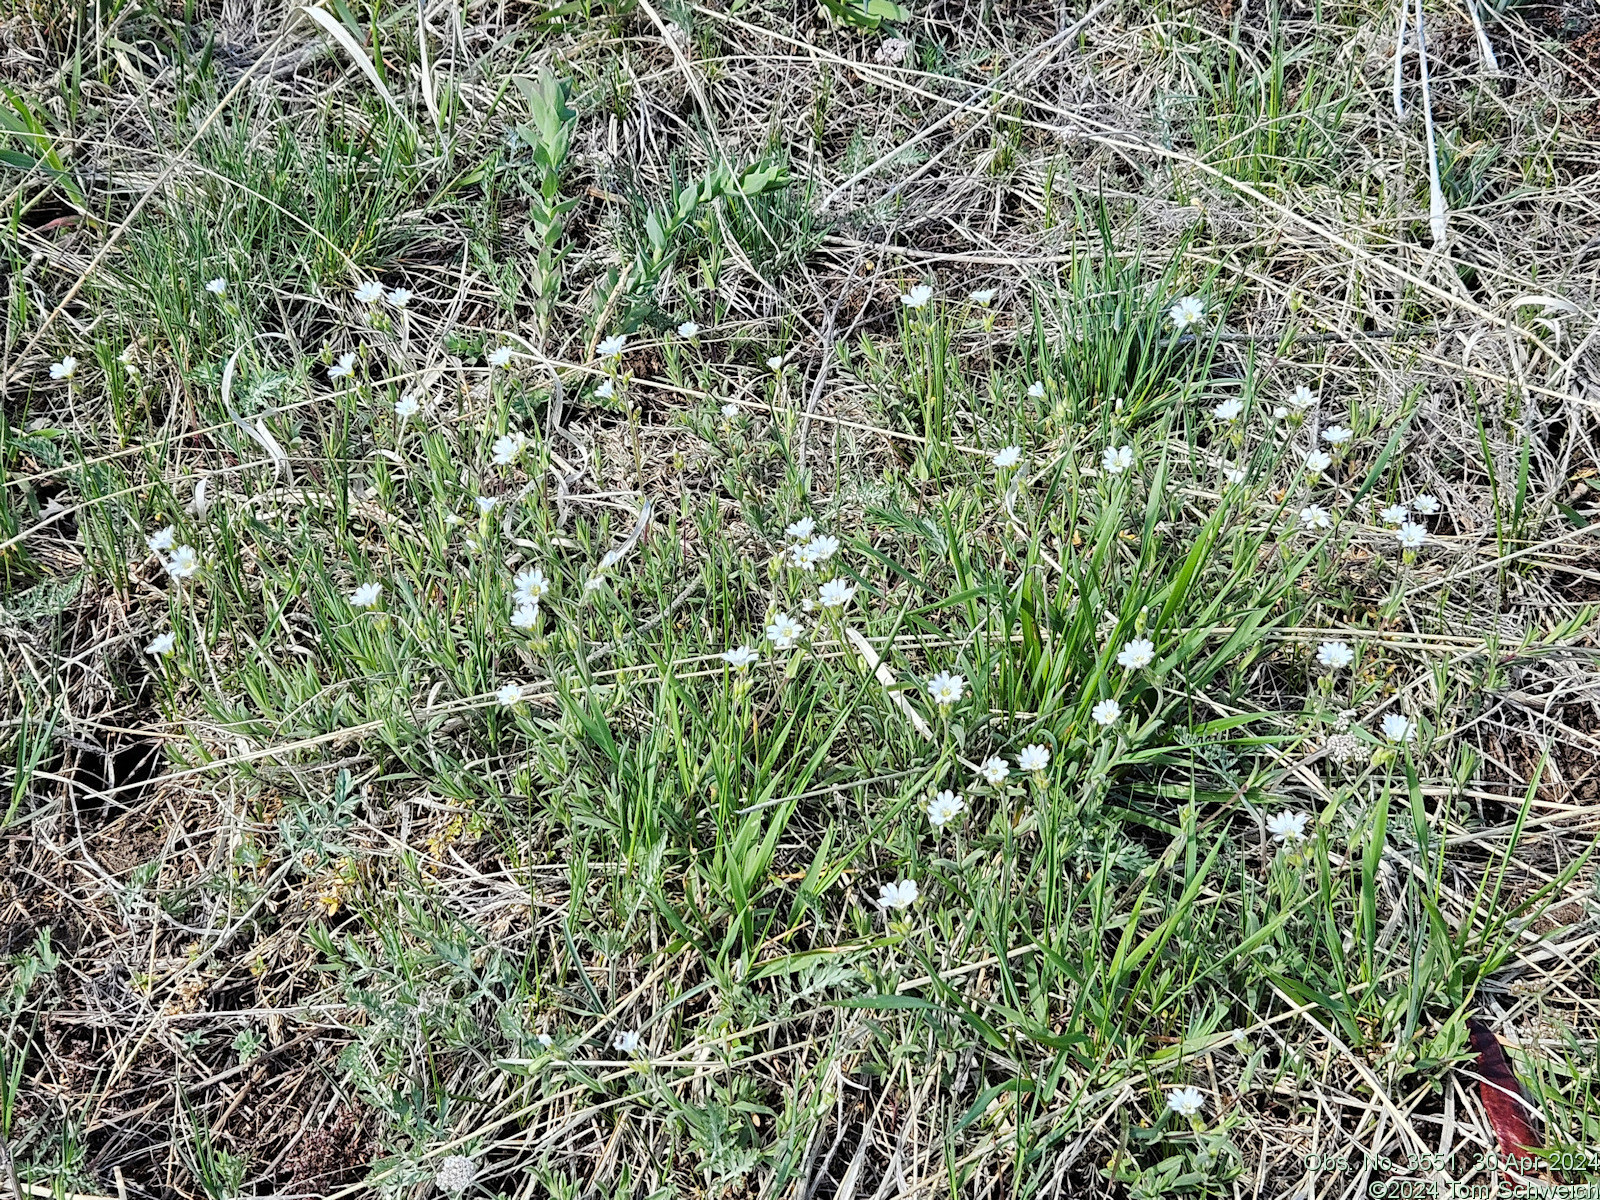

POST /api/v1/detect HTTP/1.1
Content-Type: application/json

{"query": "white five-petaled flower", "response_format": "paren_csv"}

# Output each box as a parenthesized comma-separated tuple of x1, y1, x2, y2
(1267, 810, 1309, 843)
(977, 756, 1009, 786)
(1272, 406, 1288, 421)
(205, 277, 227, 295)
(1101, 445, 1134, 475)
(1299, 505, 1332, 531)
(1316, 640, 1354, 670)
(1116, 637, 1155, 671)
(394, 394, 421, 419)
(1212, 398, 1243, 422)
(1026, 380, 1045, 399)
(514, 567, 550, 606)
(926, 670, 966, 708)
(721, 402, 740, 420)
(817, 578, 856, 608)
(1396, 522, 1427, 549)
(992, 445, 1023, 470)
(597, 334, 627, 359)
(595, 379, 615, 400)
(536, 1032, 554, 1049)
(1224, 468, 1247, 485)
(146, 631, 177, 657)
(677, 321, 700, 338)
(1304, 450, 1332, 474)
(785, 517, 815, 541)
(328, 352, 357, 380)
(487, 346, 514, 368)
(765, 612, 803, 650)
(1322, 425, 1352, 446)
(876, 879, 920, 910)
(147, 526, 176, 554)
(166, 546, 199, 578)
(511, 602, 540, 629)
(1381, 712, 1415, 743)
(348, 582, 383, 608)
(491, 432, 526, 465)
(496, 683, 523, 707)
(1091, 697, 1121, 727)
(50, 356, 77, 380)
(969, 288, 997, 305)
(1412, 493, 1441, 516)
(1166, 1086, 1206, 1117)
(475, 495, 497, 515)
(722, 645, 759, 670)
(434, 1155, 477, 1194)
(1016, 744, 1049, 772)
(766, 354, 785, 371)
(1379, 504, 1410, 526)
(613, 1029, 641, 1054)
(1289, 385, 1316, 410)
(901, 283, 934, 308)
(926, 790, 966, 828)
(1168, 296, 1205, 329)
(353, 280, 384, 304)
(793, 534, 839, 572)
(385, 287, 412, 308)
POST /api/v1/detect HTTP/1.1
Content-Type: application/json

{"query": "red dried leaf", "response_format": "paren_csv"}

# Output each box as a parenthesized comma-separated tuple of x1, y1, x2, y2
(1467, 1017, 1538, 1159)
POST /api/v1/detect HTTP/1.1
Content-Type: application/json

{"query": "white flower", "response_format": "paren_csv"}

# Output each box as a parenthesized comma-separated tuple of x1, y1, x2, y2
(597, 334, 627, 358)
(434, 1155, 477, 1194)
(765, 612, 803, 650)
(1101, 445, 1134, 475)
(926, 790, 966, 828)
(595, 379, 615, 400)
(1272, 405, 1288, 421)
(901, 283, 934, 308)
(165, 546, 199, 578)
(205, 277, 227, 295)
(1016, 744, 1049, 772)
(49, 356, 77, 380)
(475, 496, 498, 515)
(1288, 385, 1316, 410)
(1381, 713, 1415, 743)
(977, 756, 1009, 786)
(1116, 637, 1155, 671)
(394, 394, 421, 419)
(1166, 1086, 1205, 1117)
(721, 402, 740, 420)
(487, 346, 513, 368)
(1316, 640, 1353, 670)
(992, 445, 1023, 470)
(817, 578, 856, 608)
(496, 683, 523, 707)
(491, 432, 526, 465)
(969, 288, 996, 305)
(722, 645, 759, 670)
(1396, 522, 1427, 549)
(1091, 697, 1121, 727)
(1322, 425, 1352, 446)
(1026, 381, 1045, 399)
(514, 567, 550, 605)
(585, 577, 605, 593)
(536, 1032, 554, 1049)
(1298, 505, 1332, 530)
(1224, 468, 1247, 485)
(511, 602, 540, 629)
(354, 280, 384, 304)
(118, 345, 139, 369)
(677, 321, 700, 338)
(766, 354, 785, 371)
(1267, 810, 1309, 843)
(1304, 450, 1331, 474)
(795, 534, 839, 571)
(1211, 398, 1243, 422)
(327, 352, 357, 380)
(1168, 296, 1205, 329)
(348, 582, 383, 608)
(926, 670, 966, 708)
(1376, 504, 1409, 527)
(147, 526, 176, 554)
(875, 879, 920, 910)
(1412, 493, 1440, 516)
(613, 1029, 641, 1054)
(145, 631, 176, 657)
(785, 517, 815, 540)
(385, 287, 412, 308)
